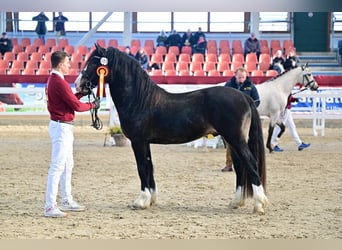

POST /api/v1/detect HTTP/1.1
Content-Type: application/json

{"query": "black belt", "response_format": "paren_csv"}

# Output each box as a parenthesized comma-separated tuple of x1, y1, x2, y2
(52, 120, 74, 125)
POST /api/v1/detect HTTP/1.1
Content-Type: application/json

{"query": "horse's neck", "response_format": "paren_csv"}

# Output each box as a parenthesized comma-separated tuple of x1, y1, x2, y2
(276, 68, 301, 93)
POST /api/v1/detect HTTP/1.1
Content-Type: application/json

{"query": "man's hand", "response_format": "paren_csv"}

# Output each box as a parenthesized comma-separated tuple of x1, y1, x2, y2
(92, 97, 101, 109)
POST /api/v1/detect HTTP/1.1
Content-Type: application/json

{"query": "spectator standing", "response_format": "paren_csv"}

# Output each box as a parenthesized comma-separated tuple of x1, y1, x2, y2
(53, 12, 68, 39)
(44, 50, 99, 217)
(135, 48, 149, 70)
(221, 67, 260, 172)
(32, 12, 49, 44)
(244, 32, 261, 59)
(0, 32, 13, 56)
(156, 30, 168, 47)
(271, 49, 285, 75)
(271, 94, 311, 152)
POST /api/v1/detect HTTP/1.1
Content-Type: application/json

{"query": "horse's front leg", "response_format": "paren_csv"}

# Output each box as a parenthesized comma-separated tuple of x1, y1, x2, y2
(266, 123, 274, 153)
(130, 142, 157, 209)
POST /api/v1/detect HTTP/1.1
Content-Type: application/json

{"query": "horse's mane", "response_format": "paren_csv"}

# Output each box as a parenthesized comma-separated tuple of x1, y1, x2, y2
(106, 47, 161, 110)
(264, 66, 298, 84)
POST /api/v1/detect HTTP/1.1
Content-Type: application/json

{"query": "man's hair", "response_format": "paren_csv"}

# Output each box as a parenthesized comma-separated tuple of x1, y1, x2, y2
(51, 51, 69, 68)
(235, 67, 248, 75)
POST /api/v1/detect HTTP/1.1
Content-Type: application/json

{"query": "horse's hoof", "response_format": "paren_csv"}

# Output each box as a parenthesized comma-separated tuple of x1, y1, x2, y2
(229, 200, 245, 209)
(253, 205, 265, 215)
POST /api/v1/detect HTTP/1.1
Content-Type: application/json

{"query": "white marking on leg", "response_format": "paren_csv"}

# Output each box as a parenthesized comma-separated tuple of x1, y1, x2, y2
(229, 186, 246, 208)
(252, 184, 269, 214)
(131, 187, 151, 209)
(150, 186, 157, 205)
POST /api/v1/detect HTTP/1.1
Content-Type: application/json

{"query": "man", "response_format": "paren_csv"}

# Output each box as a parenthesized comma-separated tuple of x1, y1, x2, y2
(44, 51, 100, 218)
(0, 32, 13, 56)
(244, 33, 261, 59)
(53, 12, 68, 39)
(221, 67, 260, 172)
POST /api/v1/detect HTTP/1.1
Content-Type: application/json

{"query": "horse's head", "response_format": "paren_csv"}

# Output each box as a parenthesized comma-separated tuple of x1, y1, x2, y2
(301, 63, 319, 91)
(75, 43, 110, 96)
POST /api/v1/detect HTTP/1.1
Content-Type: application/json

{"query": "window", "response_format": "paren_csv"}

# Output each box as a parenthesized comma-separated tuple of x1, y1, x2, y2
(333, 12, 342, 32)
(92, 12, 124, 32)
(259, 12, 290, 32)
(137, 12, 172, 32)
(173, 12, 208, 32)
(18, 12, 53, 31)
(210, 12, 245, 32)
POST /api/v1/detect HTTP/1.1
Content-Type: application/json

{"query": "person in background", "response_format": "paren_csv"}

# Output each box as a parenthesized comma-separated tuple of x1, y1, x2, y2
(193, 27, 206, 45)
(165, 29, 182, 52)
(244, 32, 261, 60)
(221, 67, 260, 172)
(270, 49, 285, 75)
(53, 12, 68, 39)
(271, 94, 311, 152)
(44, 51, 100, 218)
(192, 35, 207, 56)
(284, 50, 300, 71)
(135, 48, 149, 70)
(0, 32, 13, 56)
(124, 46, 135, 58)
(182, 28, 195, 48)
(156, 30, 168, 47)
(32, 12, 49, 44)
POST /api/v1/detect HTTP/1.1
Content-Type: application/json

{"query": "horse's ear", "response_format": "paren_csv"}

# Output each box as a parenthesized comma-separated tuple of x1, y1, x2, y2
(94, 43, 106, 55)
(301, 62, 308, 70)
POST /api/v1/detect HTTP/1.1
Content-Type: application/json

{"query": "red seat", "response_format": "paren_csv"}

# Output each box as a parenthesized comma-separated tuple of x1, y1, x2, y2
(222, 69, 235, 76)
(178, 53, 191, 64)
(144, 40, 155, 49)
(148, 69, 163, 76)
(191, 53, 204, 63)
(36, 68, 50, 75)
(16, 52, 29, 61)
(108, 39, 118, 48)
(164, 69, 177, 76)
(178, 70, 190, 76)
(266, 70, 278, 77)
(155, 46, 167, 56)
(245, 53, 258, 63)
(189, 61, 203, 72)
(22, 68, 36, 75)
(216, 61, 230, 73)
(39, 60, 51, 69)
(181, 46, 192, 55)
(7, 68, 22, 75)
(232, 53, 245, 63)
(193, 70, 205, 76)
(244, 61, 257, 73)
(130, 39, 141, 48)
(30, 52, 43, 61)
(176, 61, 189, 72)
(168, 46, 180, 56)
(161, 61, 175, 71)
(64, 45, 75, 55)
(11, 60, 25, 70)
(207, 69, 221, 76)
(150, 53, 164, 68)
(25, 60, 39, 70)
(164, 53, 177, 63)
(230, 61, 244, 72)
(96, 39, 106, 48)
(218, 53, 231, 64)
(205, 53, 218, 63)
(250, 70, 264, 77)
(203, 61, 216, 73)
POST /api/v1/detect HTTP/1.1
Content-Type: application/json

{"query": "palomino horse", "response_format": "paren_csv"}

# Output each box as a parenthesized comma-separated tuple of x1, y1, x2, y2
(256, 64, 318, 152)
(75, 44, 268, 214)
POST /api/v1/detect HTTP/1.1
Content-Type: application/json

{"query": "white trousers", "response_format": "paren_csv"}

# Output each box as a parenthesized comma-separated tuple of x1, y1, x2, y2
(45, 121, 74, 209)
(271, 109, 302, 147)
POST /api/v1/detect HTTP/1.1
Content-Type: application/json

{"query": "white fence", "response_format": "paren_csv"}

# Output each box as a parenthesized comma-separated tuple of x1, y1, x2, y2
(1, 84, 342, 136)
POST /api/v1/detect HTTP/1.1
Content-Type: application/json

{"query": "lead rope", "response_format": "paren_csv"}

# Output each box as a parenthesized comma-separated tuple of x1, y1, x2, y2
(88, 89, 103, 130)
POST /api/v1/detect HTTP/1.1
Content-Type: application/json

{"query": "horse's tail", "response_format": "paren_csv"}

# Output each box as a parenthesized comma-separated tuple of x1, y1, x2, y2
(243, 97, 267, 197)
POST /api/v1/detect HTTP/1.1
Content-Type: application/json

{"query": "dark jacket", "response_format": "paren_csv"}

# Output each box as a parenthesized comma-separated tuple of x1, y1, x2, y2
(32, 13, 49, 35)
(225, 76, 260, 107)
(54, 15, 68, 33)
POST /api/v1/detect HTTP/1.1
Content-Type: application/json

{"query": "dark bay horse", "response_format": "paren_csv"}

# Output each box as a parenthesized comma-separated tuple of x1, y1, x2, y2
(75, 44, 268, 214)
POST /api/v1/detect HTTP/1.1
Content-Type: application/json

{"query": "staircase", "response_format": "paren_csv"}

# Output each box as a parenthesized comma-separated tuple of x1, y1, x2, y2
(297, 51, 342, 75)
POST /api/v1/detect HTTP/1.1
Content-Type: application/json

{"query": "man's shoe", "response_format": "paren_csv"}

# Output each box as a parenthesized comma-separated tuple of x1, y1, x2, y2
(273, 145, 284, 152)
(59, 200, 86, 212)
(44, 206, 68, 218)
(221, 164, 233, 172)
(298, 142, 311, 151)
